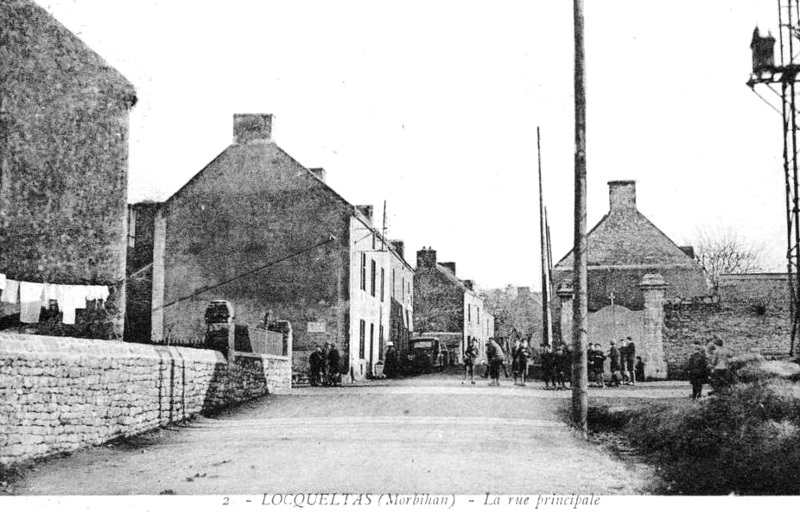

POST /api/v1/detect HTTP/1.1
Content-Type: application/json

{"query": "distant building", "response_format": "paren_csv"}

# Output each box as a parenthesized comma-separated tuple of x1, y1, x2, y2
(413, 248, 494, 361)
(136, 114, 413, 380)
(553, 180, 708, 313)
(0, 0, 137, 338)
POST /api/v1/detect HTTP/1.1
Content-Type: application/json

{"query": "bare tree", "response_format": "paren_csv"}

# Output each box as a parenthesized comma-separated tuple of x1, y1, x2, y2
(693, 225, 764, 292)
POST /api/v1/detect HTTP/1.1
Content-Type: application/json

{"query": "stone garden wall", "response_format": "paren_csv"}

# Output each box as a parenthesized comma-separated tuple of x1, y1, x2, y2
(0, 333, 290, 466)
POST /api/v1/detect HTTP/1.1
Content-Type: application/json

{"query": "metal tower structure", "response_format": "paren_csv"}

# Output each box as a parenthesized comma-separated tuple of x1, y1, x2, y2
(747, 0, 800, 356)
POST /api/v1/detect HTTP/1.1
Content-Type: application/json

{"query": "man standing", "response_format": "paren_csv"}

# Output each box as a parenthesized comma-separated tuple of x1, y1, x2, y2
(625, 336, 637, 386)
(591, 343, 606, 388)
(687, 341, 709, 400)
(308, 345, 323, 386)
(462, 337, 479, 385)
(384, 342, 398, 378)
(608, 340, 621, 387)
(327, 343, 342, 386)
(541, 344, 556, 390)
(486, 337, 504, 386)
(710, 336, 732, 393)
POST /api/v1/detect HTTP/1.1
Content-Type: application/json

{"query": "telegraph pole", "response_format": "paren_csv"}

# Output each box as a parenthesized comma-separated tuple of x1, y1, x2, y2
(538, 127, 553, 347)
(571, 0, 589, 435)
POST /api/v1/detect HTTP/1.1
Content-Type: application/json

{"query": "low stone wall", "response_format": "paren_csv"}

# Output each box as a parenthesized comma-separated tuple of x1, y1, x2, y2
(0, 333, 291, 467)
(663, 303, 791, 379)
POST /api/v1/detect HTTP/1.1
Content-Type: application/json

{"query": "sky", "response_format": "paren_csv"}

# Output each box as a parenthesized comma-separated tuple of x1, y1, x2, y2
(38, 0, 783, 290)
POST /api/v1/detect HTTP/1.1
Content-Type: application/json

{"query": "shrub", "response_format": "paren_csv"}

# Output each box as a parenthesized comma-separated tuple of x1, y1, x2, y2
(618, 379, 800, 494)
(734, 358, 800, 384)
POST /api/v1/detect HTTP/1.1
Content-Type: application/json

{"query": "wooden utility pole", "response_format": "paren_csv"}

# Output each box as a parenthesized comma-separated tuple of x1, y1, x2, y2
(538, 127, 553, 347)
(571, 0, 589, 435)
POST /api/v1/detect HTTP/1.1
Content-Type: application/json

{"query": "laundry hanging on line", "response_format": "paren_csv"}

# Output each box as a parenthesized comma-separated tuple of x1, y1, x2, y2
(0, 272, 111, 325)
(1, 278, 19, 303)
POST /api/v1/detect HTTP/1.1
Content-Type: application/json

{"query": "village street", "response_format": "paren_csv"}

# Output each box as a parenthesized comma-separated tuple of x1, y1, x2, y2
(12, 376, 687, 496)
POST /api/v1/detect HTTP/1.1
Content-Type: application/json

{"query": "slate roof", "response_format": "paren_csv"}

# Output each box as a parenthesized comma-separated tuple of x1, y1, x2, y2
(163, 135, 414, 272)
(555, 203, 700, 270)
(434, 264, 472, 293)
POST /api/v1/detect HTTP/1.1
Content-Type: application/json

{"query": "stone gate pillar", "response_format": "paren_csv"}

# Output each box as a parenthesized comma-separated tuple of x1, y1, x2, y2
(640, 273, 668, 379)
(556, 282, 574, 347)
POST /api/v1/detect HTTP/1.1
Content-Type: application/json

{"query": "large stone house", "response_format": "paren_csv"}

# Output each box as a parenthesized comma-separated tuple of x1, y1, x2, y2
(130, 114, 413, 380)
(0, 0, 137, 338)
(553, 180, 708, 313)
(413, 247, 495, 362)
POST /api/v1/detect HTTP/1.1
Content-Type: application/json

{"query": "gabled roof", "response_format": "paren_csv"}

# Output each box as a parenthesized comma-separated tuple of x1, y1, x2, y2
(162, 137, 415, 272)
(2, 0, 137, 107)
(555, 208, 700, 270)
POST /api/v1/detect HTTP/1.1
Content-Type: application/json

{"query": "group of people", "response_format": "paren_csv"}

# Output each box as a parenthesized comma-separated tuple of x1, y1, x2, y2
(685, 335, 732, 400)
(461, 335, 644, 390)
(588, 337, 643, 388)
(540, 343, 572, 389)
(462, 337, 535, 386)
(307, 342, 343, 386)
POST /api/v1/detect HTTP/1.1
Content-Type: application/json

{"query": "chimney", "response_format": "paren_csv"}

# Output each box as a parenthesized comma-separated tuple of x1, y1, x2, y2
(517, 286, 530, 298)
(680, 246, 696, 259)
(356, 205, 374, 222)
(390, 240, 405, 259)
(440, 262, 456, 275)
(608, 180, 636, 212)
(309, 168, 326, 183)
(417, 247, 437, 268)
(464, 280, 474, 291)
(234, 114, 273, 144)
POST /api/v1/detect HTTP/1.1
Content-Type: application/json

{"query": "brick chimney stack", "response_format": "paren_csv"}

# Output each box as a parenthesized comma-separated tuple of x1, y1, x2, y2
(518, 286, 530, 298)
(234, 114, 273, 144)
(417, 247, 437, 268)
(608, 180, 636, 212)
(356, 205, 374, 222)
(390, 240, 405, 259)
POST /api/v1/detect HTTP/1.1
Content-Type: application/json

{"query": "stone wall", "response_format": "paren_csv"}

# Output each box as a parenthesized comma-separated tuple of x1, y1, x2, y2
(0, 1, 137, 339)
(0, 333, 290, 467)
(663, 300, 791, 379)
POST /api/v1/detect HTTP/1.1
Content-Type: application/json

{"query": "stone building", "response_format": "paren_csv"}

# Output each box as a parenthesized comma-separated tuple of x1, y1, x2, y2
(137, 114, 413, 380)
(553, 180, 708, 313)
(413, 247, 495, 362)
(0, 0, 137, 338)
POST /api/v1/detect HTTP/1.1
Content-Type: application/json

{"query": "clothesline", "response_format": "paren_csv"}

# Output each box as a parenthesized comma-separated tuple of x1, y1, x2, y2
(0, 272, 109, 325)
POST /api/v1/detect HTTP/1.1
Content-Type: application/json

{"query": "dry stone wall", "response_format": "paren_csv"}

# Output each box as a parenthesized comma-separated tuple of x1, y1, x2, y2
(663, 302, 791, 379)
(0, 333, 290, 466)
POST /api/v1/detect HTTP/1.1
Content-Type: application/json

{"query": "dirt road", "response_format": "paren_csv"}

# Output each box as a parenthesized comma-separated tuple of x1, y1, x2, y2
(12, 376, 684, 495)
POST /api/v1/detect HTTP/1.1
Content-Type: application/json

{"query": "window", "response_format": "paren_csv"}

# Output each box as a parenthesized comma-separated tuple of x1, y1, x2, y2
(379, 325, 384, 358)
(360, 253, 366, 291)
(359, 319, 366, 358)
(392, 269, 396, 299)
(402, 277, 405, 300)
(380, 267, 385, 302)
(468, 304, 471, 322)
(477, 306, 481, 324)
(370, 323, 375, 356)
(370, 259, 376, 297)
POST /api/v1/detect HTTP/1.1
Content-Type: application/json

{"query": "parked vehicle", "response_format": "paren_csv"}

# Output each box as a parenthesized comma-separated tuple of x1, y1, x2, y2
(401, 337, 449, 374)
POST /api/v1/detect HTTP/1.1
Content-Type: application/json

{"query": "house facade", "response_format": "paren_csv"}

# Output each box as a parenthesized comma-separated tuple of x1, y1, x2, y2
(0, 0, 137, 338)
(140, 114, 413, 380)
(413, 247, 494, 362)
(553, 180, 708, 314)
